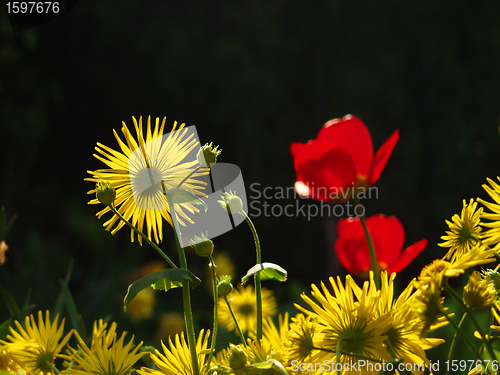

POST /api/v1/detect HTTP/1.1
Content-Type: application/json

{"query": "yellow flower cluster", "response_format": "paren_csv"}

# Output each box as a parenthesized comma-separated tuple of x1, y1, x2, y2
(0, 312, 145, 375)
(0, 311, 72, 375)
(202, 175, 500, 375)
(78, 118, 500, 375)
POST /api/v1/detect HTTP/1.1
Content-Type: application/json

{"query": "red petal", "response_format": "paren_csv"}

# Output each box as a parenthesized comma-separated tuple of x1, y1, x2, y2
(290, 142, 306, 159)
(387, 239, 427, 274)
(293, 140, 357, 201)
(335, 217, 371, 275)
(318, 115, 374, 178)
(369, 129, 399, 185)
(366, 215, 404, 268)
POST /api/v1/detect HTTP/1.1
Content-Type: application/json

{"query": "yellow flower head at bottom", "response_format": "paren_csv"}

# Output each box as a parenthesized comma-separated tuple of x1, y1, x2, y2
(463, 270, 497, 311)
(418, 244, 497, 292)
(66, 320, 144, 375)
(0, 342, 36, 374)
(285, 313, 316, 362)
(3, 310, 73, 375)
(373, 272, 444, 374)
(295, 274, 393, 374)
(262, 313, 290, 353)
(413, 272, 450, 338)
(137, 330, 210, 375)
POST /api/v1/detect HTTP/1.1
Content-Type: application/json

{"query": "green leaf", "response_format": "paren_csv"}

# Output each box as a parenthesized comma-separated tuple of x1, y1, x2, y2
(480, 339, 500, 374)
(0, 207, 16, 242)
(0, 286, 21, 317)
(123, 269, 201, 311)
(59, 280, 87, 339)
(164, 188, 208, 212)
(241, 262, 287, 285)
(0, 304, 35, 340)
(54, 260, 74, 318)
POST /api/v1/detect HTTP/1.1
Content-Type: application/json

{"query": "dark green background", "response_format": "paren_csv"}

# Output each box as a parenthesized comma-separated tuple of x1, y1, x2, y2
(1, 0, 500, 364)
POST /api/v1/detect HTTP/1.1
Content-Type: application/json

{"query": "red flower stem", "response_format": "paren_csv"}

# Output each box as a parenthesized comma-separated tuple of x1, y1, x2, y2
(357, 209, 381, 289)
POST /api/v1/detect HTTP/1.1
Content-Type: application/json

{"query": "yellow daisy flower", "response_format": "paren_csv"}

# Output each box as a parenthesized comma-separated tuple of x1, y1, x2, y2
(0, 342, 35, 374)
(65, 321, 144, 375)
(374, 272, 444, 375)
(262, 313, 290, 354)
(478, 177, 500, 251)
(418, 244, 497, 293)
(86, 116, 208, 244)
(137, 330, 210, 375)
(463, 270, 497, 311)
(439, 198, 482, 262)
(286, 313, 316, 362)
(90, 320, 123, 349)
(296, 275, 393, 374)
(212, 339, 289, 375)
(413, 272, 448, 339)
(218, 284, 277, 334)
(125, 288, 157, 324)
(3, 310, 73, 375)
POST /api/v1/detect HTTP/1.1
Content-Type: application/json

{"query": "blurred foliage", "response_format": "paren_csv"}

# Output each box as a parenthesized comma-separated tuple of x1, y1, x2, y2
(1, 0, 500, 353)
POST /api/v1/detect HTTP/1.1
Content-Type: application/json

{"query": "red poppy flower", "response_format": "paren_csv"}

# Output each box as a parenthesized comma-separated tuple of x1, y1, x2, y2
(335, 214, 427, 277)
(290, 115, 399, 201)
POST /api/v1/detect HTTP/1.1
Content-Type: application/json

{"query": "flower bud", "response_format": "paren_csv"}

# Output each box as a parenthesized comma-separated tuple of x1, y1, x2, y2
(228, 344, 247, 370)
(218, 191, 244, 215)
(483, 269, 500, 295)
(464, 270, 496, 310)
(190, 233, 214, 257)
(218, 275, 233, 297)
(197, 142, 221, 167)
(138, 346, 157, 365)
(96, 181, 116, 206)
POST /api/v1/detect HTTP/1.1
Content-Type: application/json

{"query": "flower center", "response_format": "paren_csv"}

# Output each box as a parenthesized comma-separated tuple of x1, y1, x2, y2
(238, 303, 255, 317)
(386, 326, 403, 352)
(339, 328, 367, 353)
(457, 220, 476, 246)
(36, 352, 55, 373)
(130, 164, 166, 211)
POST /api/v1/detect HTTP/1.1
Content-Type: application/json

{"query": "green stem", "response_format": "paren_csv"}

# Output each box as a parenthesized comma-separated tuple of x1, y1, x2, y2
(48, 363, 62, 375)
(443, 279, 496, 362)
(385, 340, 407, 375)
(243, 212, 263, 341)
(358, 212, 381, 289)
(177, 165, 203, 189)
(163, 182, 199, 375)
(442, 310, 485, 363)
(488, 307, 492, 340)
(336, 339, 342, 375)
(446, 312, 468, 375)
(206, 254, 219, 370)
(224, 295, 247, 346)
(108, 205, 177, 269)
